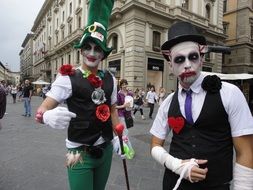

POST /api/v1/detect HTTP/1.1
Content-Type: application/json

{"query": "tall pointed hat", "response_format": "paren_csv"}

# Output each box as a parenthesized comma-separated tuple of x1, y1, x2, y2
(74, 0, 114, 59)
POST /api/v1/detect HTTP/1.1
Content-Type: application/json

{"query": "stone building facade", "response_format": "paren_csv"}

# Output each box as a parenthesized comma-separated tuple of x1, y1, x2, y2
(20, 33, 34, 81)
(223, 0, 253, 74)
(22, 0, 226, 93)
(222, 0, 253, 103)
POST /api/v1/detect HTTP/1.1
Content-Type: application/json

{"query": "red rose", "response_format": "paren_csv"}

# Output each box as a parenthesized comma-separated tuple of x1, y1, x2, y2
(59, 64, 75, 75)
(88, 74, 103, 88)
(96, 104, 110, 122)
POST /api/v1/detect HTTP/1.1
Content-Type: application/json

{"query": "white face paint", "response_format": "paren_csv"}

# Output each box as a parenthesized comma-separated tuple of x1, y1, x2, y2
(81, 41, 104, 68)
(169, 42, 202, 88)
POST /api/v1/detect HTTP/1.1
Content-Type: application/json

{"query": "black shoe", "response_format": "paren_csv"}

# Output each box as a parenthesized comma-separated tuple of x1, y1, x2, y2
(149, 116, 152, 119)
(27, 114, 31, 117)
(22, 114, 27, 117)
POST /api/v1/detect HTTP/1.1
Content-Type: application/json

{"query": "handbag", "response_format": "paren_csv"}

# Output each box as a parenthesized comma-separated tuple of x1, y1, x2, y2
(124, 115, 134, 128)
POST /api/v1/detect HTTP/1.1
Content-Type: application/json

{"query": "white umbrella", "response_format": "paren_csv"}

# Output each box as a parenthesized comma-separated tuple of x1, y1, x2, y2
(201, 71, 253, 80)
(32, 80, 50, 85)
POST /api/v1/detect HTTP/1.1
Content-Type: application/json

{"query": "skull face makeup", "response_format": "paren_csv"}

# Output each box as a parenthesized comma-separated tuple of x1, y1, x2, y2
(81, 41, 105, 68)
(169, 42, 203, 88)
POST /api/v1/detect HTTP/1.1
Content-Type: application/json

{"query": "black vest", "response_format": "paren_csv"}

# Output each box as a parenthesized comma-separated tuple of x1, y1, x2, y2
(67, 69, 113, 145)
(167, 90, 233, 188)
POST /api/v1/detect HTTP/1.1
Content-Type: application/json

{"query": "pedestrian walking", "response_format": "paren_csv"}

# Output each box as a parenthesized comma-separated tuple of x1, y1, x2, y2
(150, 21, 253, 190)
(116, 79, 135, 159)
(17, 84, 23, 102)
(42, 85, 50, 99)
(10, 84, 17, 103)
(146, 86, 158, 119)
(133, 89, 145, 120)
(158, 87, 166, 106)
(22, 79, 33, 117)
(35, 1, 125, 189)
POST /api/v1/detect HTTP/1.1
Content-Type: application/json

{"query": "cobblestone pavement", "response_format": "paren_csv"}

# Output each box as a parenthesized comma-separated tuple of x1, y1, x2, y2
(0, 95, 169, 190)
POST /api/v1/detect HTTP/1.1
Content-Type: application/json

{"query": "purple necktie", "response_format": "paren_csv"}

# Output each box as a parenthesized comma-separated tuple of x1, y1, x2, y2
(184, 89, 194, 124)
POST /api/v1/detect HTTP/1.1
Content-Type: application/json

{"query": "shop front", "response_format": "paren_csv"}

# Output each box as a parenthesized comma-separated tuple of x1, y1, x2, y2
(147, 58, 164, 92)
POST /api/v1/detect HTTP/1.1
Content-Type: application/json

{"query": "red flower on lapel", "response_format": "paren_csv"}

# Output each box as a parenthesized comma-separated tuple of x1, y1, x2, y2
(167, 117, 185, 134)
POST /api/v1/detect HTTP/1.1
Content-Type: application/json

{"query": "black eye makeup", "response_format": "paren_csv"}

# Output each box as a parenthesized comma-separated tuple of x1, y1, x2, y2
(94, 46, 103, 53)
(174, 56, 185, 64)
(83, 44, 91, 51)
(188, 52, 199, 61)
(82, 43, 103, 53)
(173, 52, 200, 64)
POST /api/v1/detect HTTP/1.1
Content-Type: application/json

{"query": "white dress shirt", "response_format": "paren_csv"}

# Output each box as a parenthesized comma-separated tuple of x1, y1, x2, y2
(146, 91, 158, 104)
(150, 73, 253, 140)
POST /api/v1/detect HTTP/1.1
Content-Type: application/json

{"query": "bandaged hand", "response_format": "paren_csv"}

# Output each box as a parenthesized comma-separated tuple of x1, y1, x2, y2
(186, 159, 208, 183)
(233, 163, 253, 190)
(43, 107, 76, 129)
(151, 146, 207, 188)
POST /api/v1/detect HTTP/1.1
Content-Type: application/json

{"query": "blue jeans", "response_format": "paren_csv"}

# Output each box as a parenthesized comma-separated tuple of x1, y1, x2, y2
(23, 97, 31, 116)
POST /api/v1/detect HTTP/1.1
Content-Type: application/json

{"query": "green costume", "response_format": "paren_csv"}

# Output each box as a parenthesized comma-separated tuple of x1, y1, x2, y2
(67, 0, 115, 189)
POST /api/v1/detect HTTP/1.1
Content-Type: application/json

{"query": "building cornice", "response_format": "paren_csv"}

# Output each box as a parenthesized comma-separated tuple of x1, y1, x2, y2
(223, 5, 253, 16)
(21, 33, 34, 48)
(31, 0, 53, 32)
(111, 0, 223, 37)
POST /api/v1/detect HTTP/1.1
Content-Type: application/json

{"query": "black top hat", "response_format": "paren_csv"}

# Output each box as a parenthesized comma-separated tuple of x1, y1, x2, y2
(161, 21, 206, 61)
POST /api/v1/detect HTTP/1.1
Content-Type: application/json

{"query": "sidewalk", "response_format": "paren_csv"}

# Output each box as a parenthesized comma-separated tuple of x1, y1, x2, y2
(0, 95, 166, 190)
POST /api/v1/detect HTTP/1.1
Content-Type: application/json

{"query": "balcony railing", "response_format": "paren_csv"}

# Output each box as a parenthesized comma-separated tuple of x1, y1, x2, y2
(67, 16, 73, 23)
(59, 0, 65, 6)
(75, 7, 82, 15)
(53, 5, 59, 13)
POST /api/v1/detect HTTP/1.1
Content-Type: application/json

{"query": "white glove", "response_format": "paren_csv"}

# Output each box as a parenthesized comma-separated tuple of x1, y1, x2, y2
(43, 107, 76, 129)
(112, 136, 126, 159)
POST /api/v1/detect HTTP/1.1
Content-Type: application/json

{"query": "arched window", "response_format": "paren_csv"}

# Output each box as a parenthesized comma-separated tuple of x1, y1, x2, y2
(206, 4, 211, 20)
(112, 34, 118, 54)
(61, 57, 64, 66)
(77, 50, 80, 64)
(68, 54, 71, 64)
(69, 24, 72, 34)
(153, 31, 161, 52)
(182, 0, 189, 10)
(69, 2, 72, 15)
(78, 16, 81, 28)
(62, 30, 64, 40)
(223, 0, 227, 13)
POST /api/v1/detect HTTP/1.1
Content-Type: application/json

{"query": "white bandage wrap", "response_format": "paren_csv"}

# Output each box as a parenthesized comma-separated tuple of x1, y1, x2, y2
(233, 163, 253, 190)
(151, 146, 198, 190)
(151, 146, 182, 172)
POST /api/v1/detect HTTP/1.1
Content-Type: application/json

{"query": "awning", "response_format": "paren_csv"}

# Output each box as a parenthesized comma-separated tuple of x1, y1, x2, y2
(201, 71, 253, 80)
(32, 80, 50, 85)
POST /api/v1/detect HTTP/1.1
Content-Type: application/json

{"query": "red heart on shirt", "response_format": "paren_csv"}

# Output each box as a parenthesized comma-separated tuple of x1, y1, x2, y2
(167, 117, 185, 134)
